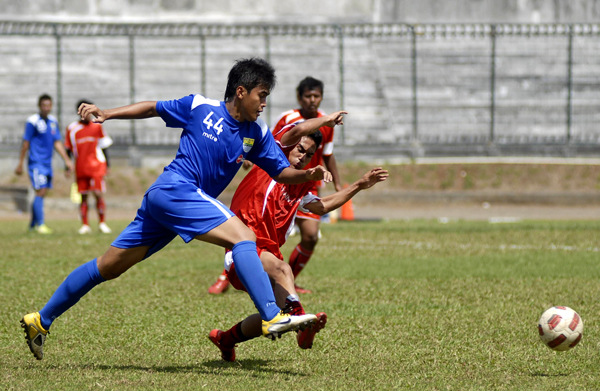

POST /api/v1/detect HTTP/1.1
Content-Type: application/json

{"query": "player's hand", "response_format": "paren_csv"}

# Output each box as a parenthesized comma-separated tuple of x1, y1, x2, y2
(323, 111, 347, 127)
(242, 160, 254, 170)
(78, 103, 106, 123)
(306, 165, 332, 183)
(14, 164, 23, 176)
(358, 167, 388, 189)
(64, 160, 74, 178)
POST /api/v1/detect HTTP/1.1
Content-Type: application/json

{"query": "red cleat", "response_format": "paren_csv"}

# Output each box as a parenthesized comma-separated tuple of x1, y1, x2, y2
(297, 312, 327, 349)
(208, 329, 235, 362)
(294, 284, 312, 294)
(208, 275, 230, 294)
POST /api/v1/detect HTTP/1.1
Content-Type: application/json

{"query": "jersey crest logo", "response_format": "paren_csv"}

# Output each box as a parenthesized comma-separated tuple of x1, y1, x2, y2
(243, 137, 254, 153)
(37, 119, 48, 133)
(236, 154, 244, 164)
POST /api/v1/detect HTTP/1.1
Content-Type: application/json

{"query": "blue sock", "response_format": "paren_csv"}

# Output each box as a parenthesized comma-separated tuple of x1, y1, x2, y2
(232, 241, 280, 321)
(39, 258, 106, 330)
(32, 196, 44, 226)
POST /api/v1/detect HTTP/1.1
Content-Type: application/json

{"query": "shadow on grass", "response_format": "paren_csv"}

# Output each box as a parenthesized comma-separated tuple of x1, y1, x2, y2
(530, 372, 569, 377)
(85, 360, 306, 376)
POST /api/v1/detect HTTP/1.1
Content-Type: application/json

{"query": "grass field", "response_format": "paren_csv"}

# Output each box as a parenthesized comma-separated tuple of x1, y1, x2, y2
(1, 218, 600, 390)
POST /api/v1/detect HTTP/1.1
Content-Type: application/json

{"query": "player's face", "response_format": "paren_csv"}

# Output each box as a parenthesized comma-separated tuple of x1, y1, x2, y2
(298, 88, 322, 118)
(289, 137, 317, 169)
(241, 85, 269, 122)
(39, 99, 52, 119)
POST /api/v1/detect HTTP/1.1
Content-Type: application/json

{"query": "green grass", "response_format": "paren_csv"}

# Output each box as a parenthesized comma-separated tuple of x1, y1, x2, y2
(1, 219, 600, 390)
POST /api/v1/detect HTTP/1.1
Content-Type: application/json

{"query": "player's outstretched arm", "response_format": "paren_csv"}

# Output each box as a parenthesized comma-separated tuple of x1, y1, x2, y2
(305, 167, 389, 215)
(78, 101, 158, 124)
(279, 111, 347, 147)
(273, 165, 332, 185)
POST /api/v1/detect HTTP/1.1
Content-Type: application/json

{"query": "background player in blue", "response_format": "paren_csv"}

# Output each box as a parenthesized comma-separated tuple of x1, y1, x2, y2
(14, 94, 74, 234)
(20, 58, 330, 360)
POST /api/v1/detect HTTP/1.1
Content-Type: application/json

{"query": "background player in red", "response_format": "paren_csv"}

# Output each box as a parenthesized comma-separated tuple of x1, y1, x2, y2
(208, 114, 388, 361)
(273, 76, 342, 293)
(65, 100, 114, 234)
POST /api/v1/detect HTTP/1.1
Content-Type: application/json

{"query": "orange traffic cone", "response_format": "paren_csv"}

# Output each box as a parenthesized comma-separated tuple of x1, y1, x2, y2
(340, 196, 355, 221)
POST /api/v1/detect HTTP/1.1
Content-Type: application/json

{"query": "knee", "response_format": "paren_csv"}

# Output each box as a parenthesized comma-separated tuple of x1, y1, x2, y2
(301, 231, 319, 246)
(96, 259, 121, 280)
(237, 226, 256, 243)
(96, 249, 141, 280)
(263, 257, 291, 280)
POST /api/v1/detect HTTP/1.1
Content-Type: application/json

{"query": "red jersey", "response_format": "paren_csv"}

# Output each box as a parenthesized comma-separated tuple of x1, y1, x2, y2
(229, 122, 320, 260)
(65, 121, 112, 178)
(272, 109, 335, 172)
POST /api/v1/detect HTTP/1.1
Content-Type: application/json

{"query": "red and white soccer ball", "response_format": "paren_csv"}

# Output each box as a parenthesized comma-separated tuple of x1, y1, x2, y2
(538, 306, 583, 351)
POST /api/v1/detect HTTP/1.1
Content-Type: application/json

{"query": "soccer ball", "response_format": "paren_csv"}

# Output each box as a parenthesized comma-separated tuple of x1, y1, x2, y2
(538, 306, 583, 351)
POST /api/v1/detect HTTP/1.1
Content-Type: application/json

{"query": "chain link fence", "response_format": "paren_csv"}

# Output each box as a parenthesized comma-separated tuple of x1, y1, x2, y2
(1, 21, 599, 154)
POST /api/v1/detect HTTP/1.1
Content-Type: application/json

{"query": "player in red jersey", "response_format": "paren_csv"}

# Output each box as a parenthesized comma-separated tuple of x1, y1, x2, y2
(65, 100, 113, 235)
(208, 76, 342, 295)
(208, 114, 388, 361)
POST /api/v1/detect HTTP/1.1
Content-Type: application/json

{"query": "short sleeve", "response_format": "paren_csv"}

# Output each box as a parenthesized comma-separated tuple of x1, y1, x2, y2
(64, 129, 72, 150)
(23, 122, 35, 141)
(52, 125, 62, 142)
(273, 121, 302, 155)
(321, 126, 335, 156)
(98, 135, 113, 149)
(298, 193, 321, 212)
(156, 95, 195, 129)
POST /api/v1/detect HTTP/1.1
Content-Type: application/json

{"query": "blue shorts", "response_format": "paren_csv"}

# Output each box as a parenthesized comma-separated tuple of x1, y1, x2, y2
(111, 181, 233, 260)
(28, 167, 53, 190)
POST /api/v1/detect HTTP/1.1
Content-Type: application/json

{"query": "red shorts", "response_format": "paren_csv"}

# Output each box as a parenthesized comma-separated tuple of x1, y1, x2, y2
(225, 247, 282, 292)
(77, 175, 106, 194)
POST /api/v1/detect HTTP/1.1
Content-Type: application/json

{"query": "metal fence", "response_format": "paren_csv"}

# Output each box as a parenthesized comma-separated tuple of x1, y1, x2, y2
(1, 21, 599, 150)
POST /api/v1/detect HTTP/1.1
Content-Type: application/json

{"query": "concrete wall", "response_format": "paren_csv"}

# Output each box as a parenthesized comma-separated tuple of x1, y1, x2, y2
(1, 0, 600, 24)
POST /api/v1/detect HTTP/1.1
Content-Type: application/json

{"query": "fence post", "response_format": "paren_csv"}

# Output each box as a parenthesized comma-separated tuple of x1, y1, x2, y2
(566, 24, 573, 144)
(200, 33, 206, 96)
(490, 24, 496, 144)
(128, 30, 136, 146)
(264, 26, 271, 126)
(54, 25, 62, 129)
(336, 24, 345, 145)
(410, 25, 418, 143)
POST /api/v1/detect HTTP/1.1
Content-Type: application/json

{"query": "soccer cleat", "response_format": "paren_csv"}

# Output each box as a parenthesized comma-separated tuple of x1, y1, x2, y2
(208, 275, 230, 294)
(78, 224, 92, 234)
(297, 312, 327, 349)
(98, 222, 112, 234)
(36, 224, 53, 234)
(20, 312, 49, 360)
(208, 329, 235, 362)
(294, 284, 312, 294)
(262, 311, 317, 340)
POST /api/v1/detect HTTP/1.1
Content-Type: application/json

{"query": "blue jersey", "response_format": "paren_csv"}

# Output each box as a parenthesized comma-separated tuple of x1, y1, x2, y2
(150, 94, 289, 198)
(23, 113, 61, 170)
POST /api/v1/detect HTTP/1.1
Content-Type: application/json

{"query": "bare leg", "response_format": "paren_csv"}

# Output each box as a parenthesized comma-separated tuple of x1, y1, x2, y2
(296, 218, 320, 252)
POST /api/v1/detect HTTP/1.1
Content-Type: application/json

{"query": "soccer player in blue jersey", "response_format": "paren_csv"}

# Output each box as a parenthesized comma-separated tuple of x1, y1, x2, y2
(20, 58, 329, 360)
(15, 94, 74, 234)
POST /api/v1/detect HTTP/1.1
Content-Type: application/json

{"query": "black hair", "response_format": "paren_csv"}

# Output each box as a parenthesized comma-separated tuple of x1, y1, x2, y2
(296, 76, 324, 97)
(224, 58, 276, 102)
(76, 99, 93, 111)
(38, 94, 52, 106)
(305, 129, 323, 150)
